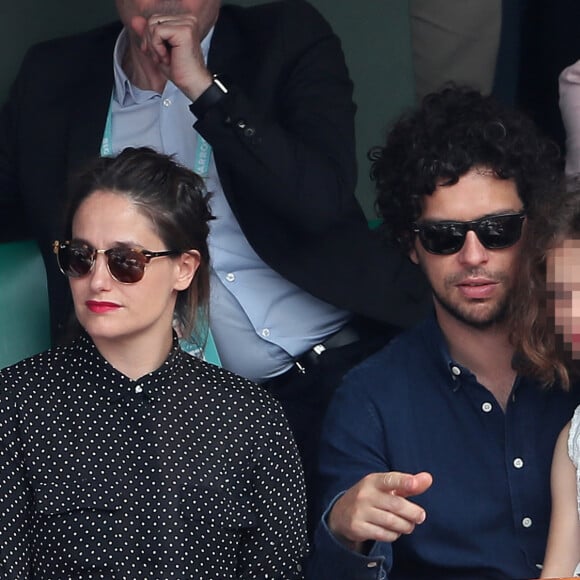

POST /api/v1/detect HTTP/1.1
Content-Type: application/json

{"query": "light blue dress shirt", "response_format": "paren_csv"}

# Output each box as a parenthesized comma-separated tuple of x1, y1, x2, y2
(105, 29, 349, 381)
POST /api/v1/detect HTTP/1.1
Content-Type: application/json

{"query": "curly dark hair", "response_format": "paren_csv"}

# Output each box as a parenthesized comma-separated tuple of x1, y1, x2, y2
(370, 85, 562, 251)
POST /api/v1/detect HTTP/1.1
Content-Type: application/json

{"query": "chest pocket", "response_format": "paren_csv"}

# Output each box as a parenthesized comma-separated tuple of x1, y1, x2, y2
(35, 479, 124, 516)
(180, 484, 258, 530)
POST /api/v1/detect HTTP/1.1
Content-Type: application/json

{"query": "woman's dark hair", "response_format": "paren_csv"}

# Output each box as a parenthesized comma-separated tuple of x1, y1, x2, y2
(64, 146, 214, 344)
(511, 180, 580, 389)
(370, 85, 562, 251)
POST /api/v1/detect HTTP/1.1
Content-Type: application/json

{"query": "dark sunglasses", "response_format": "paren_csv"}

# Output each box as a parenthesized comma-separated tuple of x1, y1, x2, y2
(412, 212, 526, 255)
(53, 240, 181, 284)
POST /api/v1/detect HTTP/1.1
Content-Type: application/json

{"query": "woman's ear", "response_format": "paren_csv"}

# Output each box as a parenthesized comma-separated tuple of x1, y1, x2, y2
(173, 250, 201, 291)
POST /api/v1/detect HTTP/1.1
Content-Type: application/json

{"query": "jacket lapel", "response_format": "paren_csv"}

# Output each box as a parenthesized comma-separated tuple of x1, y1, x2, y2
(207, 6, 246, 81)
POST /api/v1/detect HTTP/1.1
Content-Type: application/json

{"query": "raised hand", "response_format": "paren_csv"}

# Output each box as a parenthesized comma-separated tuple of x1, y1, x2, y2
(130, 13, 212, 100)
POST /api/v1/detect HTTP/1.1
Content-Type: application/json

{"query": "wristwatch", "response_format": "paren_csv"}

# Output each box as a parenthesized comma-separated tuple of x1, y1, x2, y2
(190, 75, 229, 119)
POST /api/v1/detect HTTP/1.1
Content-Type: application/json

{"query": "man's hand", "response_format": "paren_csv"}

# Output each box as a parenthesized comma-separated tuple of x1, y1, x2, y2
(130, 14, 212, 100)
(328, 471, 433, 552)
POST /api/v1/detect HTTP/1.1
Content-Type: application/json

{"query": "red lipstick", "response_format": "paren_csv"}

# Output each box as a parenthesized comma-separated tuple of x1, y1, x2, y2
(86, 300, 121, 314)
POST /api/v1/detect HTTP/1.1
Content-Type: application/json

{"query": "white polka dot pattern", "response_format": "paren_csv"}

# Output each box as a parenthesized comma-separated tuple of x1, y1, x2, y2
(0, 334, 307, 578)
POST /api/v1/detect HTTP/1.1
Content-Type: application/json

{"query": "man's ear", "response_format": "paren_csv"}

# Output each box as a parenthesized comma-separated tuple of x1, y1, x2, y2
(174, 250, 201, 291)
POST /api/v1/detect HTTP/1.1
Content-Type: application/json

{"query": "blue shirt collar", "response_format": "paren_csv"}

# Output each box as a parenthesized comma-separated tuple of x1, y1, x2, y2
(419, 314, 484, 388)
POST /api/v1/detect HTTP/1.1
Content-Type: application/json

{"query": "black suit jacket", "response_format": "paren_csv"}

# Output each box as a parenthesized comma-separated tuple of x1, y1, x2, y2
(0, 0, 429, 338)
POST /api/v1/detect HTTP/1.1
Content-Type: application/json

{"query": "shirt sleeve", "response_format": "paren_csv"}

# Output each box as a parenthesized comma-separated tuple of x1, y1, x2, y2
(567, 405, 580, 520)
(306, 365, 394, 579)
(559, 59, 580, 176)
(238, 407, 308, 579)
(195, 1, 357, 237)
(306, 495, 389, 580)
(568, 405, 580, 469)
(0, 380, 34, 578)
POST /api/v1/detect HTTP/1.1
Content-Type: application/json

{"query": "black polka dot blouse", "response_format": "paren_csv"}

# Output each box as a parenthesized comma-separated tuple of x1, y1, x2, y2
(0, 333, 307, 578)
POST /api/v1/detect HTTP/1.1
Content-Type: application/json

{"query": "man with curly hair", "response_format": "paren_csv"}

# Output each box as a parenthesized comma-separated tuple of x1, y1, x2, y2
(307, 85, 580, 579)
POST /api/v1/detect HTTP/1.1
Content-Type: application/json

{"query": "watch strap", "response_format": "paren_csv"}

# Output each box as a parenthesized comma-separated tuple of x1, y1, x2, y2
(190, 76, 228, 120)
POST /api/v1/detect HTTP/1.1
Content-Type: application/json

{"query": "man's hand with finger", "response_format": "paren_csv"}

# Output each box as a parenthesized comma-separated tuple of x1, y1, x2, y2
(327, 471, 433, 553)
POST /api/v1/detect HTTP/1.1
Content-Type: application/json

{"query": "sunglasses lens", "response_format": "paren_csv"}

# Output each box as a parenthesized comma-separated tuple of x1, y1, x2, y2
(476, 215, 524, 249)
(58, 243, 94, 277)
(419, 223, 466, 255)
(107, 248, 147, 283)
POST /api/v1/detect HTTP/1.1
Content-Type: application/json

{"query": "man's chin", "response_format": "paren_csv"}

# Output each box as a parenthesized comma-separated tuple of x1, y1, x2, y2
(434, 295, 507, 330)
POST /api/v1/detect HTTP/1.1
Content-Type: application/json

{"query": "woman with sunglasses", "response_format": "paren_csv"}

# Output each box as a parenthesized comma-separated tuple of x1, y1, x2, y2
(509, 184, 580, 578)
(0, 147, 307, 578)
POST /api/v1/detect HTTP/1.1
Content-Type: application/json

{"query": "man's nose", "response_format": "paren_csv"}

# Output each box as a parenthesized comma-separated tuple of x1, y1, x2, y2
(457, 230, 489, 266)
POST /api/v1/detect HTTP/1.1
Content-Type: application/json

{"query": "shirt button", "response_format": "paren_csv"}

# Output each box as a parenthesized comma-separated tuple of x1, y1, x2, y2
(135, 385, 143, 394)
(450, 365, 461, 376)
(237, 119, 247, 129)
(163, 98, 172, 107)
(261, 328, 271, 338)
(481, 401, 493, 413)
(225, 272, 235, 282)
(513, 457, 524, 469)
(522, 517, 533, 528)
(367, 561, 378, 568)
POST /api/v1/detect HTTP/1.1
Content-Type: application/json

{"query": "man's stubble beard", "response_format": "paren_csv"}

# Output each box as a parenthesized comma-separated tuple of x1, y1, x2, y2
(432, 270, 512, 330)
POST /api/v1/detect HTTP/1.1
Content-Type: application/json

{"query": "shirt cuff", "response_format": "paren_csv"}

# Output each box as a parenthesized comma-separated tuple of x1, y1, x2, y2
(306, 493, 390, 579)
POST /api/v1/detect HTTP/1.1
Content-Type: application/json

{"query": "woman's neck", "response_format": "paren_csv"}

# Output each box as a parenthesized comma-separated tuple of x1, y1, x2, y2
(93, 328, 174, 380)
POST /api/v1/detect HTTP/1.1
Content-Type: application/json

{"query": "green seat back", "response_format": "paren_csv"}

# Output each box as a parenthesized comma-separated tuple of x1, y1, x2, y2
(0, 240, 50, 369)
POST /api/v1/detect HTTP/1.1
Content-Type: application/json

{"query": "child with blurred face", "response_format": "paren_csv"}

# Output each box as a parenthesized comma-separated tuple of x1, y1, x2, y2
(515, 190, 580, 578)
(540, 237, 580, 578)
(547, 239, 580, 360)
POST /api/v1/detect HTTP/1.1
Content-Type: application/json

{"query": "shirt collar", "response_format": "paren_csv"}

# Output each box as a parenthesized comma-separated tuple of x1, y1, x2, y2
(419, 315, 478, 387)
(421, 314, 525, 395)
(112, 25, 215, 106)
(72, 331, 185, 402)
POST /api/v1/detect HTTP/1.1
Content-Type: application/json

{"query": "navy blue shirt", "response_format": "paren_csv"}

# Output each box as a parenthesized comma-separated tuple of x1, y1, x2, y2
(308, 316, 580, 580)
